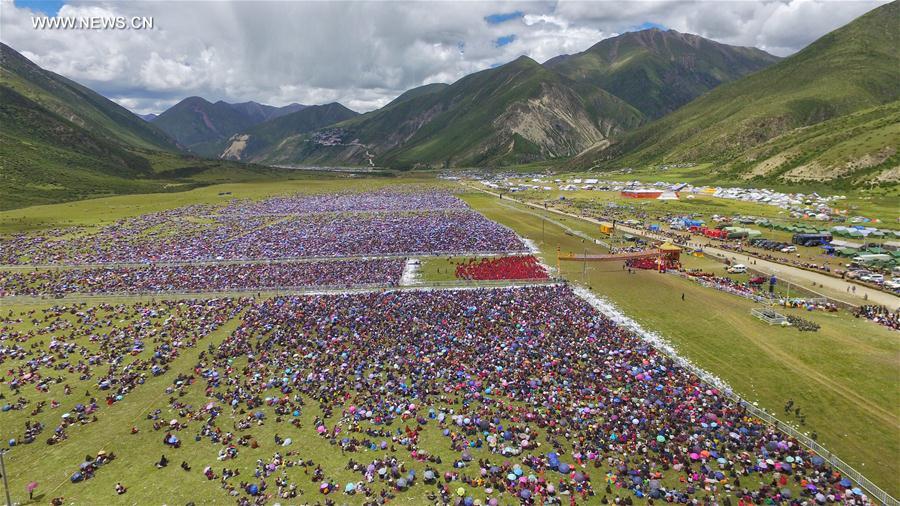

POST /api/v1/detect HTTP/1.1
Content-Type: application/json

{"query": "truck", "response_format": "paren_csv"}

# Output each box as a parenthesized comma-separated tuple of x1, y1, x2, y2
(792, 233, 832, 247)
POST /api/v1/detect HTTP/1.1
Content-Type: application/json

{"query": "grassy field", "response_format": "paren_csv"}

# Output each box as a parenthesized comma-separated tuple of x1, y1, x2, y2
(461, 191, 900, 494)
(417, 257, 468, 282)
(0, 179, 897, 504)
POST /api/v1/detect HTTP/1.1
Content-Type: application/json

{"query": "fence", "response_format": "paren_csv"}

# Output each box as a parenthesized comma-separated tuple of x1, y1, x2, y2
(751, 308, 789, 325)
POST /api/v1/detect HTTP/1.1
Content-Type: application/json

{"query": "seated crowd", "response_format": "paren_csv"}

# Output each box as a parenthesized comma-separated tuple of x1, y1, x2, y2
(454, 256, 549, 281)
(0, 259, 404, 296)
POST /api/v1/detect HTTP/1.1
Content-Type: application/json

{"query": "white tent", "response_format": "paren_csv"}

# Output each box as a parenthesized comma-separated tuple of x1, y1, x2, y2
(657, 191, 679, 201)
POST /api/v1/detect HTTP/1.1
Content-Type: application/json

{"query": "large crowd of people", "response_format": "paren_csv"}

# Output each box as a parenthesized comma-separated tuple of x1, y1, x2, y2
(1, 297, 247, 447)
(0, 191, 525, 266)
(216, 190, 469, 215)
(0, 259, 404, 296)
(854, 305, 899, 330)
(122, 286, 870, 505)
(454, 256, 549, 281)
(683, 272, 766, 301)
(0, 187, 879, 504)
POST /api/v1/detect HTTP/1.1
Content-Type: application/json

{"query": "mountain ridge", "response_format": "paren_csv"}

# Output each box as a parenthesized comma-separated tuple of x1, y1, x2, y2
(153, 97, 310, 156)
(585, 0, 900, 185)
(545, 28, 781, 119)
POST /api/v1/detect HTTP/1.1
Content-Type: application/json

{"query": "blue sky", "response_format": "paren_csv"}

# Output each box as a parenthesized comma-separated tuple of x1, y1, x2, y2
(633, 22, 668, 31)
(14, 0, 64, 16)
(485, 11, 523, 25)
(494, 34, 516, 47)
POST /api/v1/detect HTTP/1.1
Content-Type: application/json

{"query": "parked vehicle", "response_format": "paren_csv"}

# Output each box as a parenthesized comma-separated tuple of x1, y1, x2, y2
(728, 264, 747, 274)
(792, 233, 832, 247)
(863, 273, 884, 284)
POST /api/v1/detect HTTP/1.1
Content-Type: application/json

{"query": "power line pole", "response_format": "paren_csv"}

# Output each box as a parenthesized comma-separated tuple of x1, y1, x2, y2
(582, 248, 587, 282)
(0, 449, 11, 506)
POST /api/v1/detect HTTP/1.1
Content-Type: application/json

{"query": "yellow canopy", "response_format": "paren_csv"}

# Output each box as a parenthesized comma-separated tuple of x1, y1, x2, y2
(658, 242, 682, 251)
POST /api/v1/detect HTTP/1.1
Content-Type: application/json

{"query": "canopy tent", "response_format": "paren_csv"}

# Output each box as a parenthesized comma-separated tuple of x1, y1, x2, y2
(853, 254, 891, 263)
(828, 239, 863, 249)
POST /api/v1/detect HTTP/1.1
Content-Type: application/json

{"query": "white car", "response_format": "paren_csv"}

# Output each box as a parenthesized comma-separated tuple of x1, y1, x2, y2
(858, 273, 882, 283)
(780, 246, 797, 253)
(728, 264, 747, 274)
(884, 279, 900, 291)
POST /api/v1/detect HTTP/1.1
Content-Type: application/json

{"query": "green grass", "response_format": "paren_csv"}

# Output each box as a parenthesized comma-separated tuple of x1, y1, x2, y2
(417, 257, 465, 282)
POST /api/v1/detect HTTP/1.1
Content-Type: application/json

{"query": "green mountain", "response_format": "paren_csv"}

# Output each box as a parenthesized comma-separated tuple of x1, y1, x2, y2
(0, 43, 176, 151)
(253, 30, 782, 169)
(220, 103, 359, 162)
(0, 43, 284, 210)
(545, 28, 780, 119)
(592, 1, 900, 185)
(153, 97, 306, 156)
(270, 56, 645, 168)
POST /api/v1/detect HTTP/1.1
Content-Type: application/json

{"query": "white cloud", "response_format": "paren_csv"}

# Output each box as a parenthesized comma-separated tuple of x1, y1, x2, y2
(0, 0, 888, 114)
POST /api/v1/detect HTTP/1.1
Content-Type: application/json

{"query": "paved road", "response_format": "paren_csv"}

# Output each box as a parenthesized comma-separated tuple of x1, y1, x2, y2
(473, 185, 900, 309)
